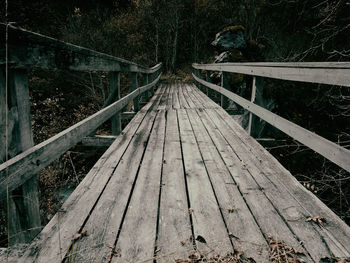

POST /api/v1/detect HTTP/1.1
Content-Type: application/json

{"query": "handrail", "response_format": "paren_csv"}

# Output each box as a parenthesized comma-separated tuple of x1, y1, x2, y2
(192, 63, 350, 173)
(0, 73, 161, 198)
(0, 23, 158, 73)
(193, 62, 350, 87)
(0, 24, 163, 198)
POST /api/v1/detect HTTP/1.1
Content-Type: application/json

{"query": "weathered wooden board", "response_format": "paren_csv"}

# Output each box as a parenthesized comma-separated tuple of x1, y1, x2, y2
(112, 110, 166, 263)
(177, 108, 232, 255)
(208, 103, 350, 255)
(121, 111, 136, 120)
(81, 135, 117, 147)
(192, 85, 350, 258)
(183, 85, 269, 261)
(156, 109, 193, 262)
(193, 62, 350, 87)
(65, 88, 166, 263)
(177, 84, 190, 109)
(16, 88, 165, 263)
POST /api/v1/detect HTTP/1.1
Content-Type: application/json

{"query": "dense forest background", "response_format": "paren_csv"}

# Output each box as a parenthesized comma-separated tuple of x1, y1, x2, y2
(1, 0, 350, 245)
(3, 0, 350, 70)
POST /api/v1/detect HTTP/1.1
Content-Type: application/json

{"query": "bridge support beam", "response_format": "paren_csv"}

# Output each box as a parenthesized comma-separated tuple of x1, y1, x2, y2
(131, 72, 140, 111)
(0, 68, 41, 244)
(248, 76, 265, 138)
(220, 72, 229, 109)
(143, 74, 150, 101)
(109, 72, 121, 136)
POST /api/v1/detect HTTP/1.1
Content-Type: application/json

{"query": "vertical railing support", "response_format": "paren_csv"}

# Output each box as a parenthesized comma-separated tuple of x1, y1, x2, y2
(0, 69, 41, 244)
(144, 74, 150, 101)
(205, 71, 211, 97)
(131, 72, 139, 111)
(109, 72, 121, 135)
(248, 76, 257, 135)
(221, 71, 229, 109)
(150, 73, 155, 95)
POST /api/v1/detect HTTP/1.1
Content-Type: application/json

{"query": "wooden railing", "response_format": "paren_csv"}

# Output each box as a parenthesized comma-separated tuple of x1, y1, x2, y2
(0, 24, 162, 244)
(192, 62, 350, 174)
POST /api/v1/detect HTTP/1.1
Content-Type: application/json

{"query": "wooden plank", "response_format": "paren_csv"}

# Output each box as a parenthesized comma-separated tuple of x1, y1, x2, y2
(202, 106, 348, 259)
(193, 63, 350, 87)
(185, 108, 269, 262)
(209, 104, 350, 257)
(177, 108, 232, 255)
(172, 84, 181, 109)
(190, 88, 317, 257)
(196, 109, 314, 261)
(182, 85, 196, 109)
(121, 112, 136, 120)
(71, 89, 166, 263)
(0, 23, 162, 73)
(81, 135, 117, 147)
(16, 88, 165, 263)
(177, 84, 190, 109)
(166, 83, 174, 110)
(112, 110, 166, 263)
(0, 73, 161, 197)
(197, 61, 350, 68)
(156, 108, 193, 262)
(158, 85, 169, 110)
(192, 86, 350, 254)
(193, 74, 350, 173)
(182, 85, 201, 109)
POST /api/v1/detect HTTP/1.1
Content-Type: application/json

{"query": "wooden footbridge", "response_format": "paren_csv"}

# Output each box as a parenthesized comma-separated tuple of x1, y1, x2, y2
(1, 25, 350, 262)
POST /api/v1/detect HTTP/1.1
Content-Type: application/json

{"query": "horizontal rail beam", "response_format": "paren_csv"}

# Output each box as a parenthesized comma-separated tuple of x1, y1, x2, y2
(193, 73, 350, 173)
(81, 135, 117, 147)
(0, 73, 162, 197)
(193, 63, 350, 87)
(0, 24, 160, 73)
(121, 112, 136, 120)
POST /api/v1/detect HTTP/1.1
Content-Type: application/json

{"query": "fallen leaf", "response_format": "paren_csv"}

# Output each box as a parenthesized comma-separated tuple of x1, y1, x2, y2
(228, 232, 239, 239)
(195, 235, 207, 244)
(71, 230, 88, 241)
(306, 215, 326, 225)
(106, 243, 115, 249)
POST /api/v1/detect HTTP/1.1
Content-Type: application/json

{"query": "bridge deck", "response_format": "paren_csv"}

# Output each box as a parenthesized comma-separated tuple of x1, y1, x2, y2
(4, 83, 350, 262)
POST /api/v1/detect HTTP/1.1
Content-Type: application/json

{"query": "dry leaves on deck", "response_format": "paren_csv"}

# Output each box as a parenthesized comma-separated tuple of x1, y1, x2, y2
(306, 215, 326, 226)
(268, 236, 304, 263)
(71, 230, 88, 241)
(175, 248, 254, 262)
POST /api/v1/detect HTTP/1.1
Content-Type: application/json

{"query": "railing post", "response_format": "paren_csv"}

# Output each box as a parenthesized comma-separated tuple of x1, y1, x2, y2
(109, 72, 121, 135)
(248, 76, 257, 135)
(205, 71, 210, 97)
(131, 72, 139, 111)
(149, 73, 155, 95)
(144, 74, 150, 101)
(0, 69, 41, 244)
(220, 72, 229, 109)
(196, 69, 202, 91)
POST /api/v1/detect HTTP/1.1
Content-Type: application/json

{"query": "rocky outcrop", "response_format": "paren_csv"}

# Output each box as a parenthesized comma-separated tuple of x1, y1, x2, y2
(210, 25, 274, 138)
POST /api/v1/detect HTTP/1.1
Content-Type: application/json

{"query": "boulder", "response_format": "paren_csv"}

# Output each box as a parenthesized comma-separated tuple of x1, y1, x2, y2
(211, 25, 246, 51)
